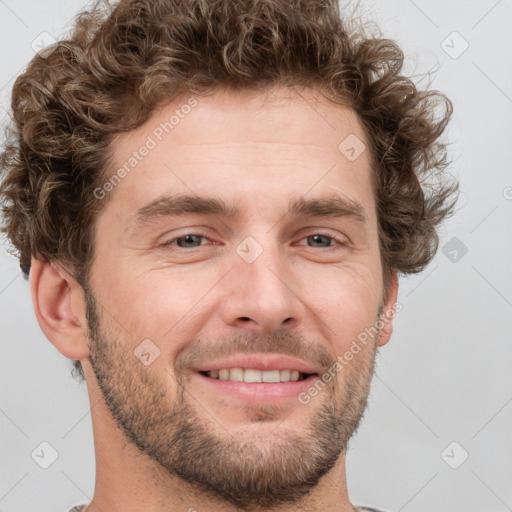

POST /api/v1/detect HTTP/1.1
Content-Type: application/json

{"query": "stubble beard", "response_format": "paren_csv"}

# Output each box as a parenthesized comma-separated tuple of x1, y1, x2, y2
(85, 289, 378, 509)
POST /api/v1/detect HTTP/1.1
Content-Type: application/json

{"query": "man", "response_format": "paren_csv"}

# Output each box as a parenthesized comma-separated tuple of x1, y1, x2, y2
(0, 0, 458, 511)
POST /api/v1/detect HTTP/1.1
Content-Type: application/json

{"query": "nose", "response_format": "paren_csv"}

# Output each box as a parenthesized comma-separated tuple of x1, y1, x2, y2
(219, 240, 305, 336)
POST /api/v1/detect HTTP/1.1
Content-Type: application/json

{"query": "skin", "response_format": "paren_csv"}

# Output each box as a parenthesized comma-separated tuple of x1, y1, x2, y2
(30, 85, 399, 512)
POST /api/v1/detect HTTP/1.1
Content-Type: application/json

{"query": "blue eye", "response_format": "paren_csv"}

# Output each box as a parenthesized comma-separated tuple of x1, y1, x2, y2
(161, 232, 346, 250)
(296, 233, 346, 249)
(162, 233, 210, 249)
(303, 234, 336, 248)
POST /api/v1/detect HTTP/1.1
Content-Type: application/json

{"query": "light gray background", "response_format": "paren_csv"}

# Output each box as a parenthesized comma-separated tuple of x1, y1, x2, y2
(1, 1, 511, 511)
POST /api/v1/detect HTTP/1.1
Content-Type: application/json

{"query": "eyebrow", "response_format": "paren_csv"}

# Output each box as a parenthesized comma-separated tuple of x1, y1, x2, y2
(132, 193, 368, 229)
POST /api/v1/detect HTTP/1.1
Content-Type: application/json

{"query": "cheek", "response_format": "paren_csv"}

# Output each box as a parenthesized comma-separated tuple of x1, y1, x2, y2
(301, 261, 382, 350)
(93, 262, 218, 357)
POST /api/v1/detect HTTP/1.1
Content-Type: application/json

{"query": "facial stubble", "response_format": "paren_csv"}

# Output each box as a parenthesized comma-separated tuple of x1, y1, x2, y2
(85, 289, 379, 509)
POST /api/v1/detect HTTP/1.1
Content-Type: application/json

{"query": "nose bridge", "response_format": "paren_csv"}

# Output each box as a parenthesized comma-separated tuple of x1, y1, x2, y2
(221, 233, 303, 332)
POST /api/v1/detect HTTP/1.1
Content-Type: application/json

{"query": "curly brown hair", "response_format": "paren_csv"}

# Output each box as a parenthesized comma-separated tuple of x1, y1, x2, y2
(0, 0, 458, 379)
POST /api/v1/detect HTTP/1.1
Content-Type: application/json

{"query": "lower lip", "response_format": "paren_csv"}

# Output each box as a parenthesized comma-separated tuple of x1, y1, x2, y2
(192, 372, 319, 404)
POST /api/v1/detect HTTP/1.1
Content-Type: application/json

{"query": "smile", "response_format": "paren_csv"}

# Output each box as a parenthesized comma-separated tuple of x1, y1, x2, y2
(200, 368, 310, 382)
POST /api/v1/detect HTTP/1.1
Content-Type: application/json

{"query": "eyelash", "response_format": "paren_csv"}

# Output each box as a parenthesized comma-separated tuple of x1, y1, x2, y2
(160, 231, 347, 249)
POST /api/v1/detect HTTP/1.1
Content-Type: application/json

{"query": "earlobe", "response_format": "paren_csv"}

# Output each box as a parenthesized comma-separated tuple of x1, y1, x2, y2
(377, 271, 399, 347)
(29, 258, 90, 361)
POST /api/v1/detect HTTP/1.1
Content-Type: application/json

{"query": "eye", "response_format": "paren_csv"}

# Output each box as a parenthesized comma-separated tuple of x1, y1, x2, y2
(161, 232, 213, 249)
(296, 233, 346, 249)
(160, 231, 347, 251)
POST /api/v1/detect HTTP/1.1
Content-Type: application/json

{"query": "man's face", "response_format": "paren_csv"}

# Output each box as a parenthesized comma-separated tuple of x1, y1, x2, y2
(84, 86, 394, 508)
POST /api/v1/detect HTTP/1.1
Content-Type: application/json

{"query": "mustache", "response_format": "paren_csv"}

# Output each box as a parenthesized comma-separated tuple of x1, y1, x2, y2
(174, 329, 336, 375)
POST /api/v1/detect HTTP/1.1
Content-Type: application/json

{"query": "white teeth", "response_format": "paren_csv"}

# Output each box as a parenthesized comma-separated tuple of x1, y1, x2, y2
(280, 369, 291, 382)
(229, 368, 244, 381)
(244, 369, 262, 383)
(262, 370, 281, 383)
(205, 368, 308, 382)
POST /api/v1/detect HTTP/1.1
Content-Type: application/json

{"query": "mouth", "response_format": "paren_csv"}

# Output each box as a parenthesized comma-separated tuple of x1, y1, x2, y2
(199, 368, 312, 382)
(191, 354, 320, 404)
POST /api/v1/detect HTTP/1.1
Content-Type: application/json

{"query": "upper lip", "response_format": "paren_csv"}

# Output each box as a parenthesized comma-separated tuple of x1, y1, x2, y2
(193, 354, 319, 374)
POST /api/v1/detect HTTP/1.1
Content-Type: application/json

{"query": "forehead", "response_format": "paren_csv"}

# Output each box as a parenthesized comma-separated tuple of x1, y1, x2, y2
(103, 85, 376, 225)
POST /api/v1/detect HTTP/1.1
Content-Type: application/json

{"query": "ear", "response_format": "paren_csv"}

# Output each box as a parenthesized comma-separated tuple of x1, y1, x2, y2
(377, 270, 399, 348)
(30, 258, 90, 361)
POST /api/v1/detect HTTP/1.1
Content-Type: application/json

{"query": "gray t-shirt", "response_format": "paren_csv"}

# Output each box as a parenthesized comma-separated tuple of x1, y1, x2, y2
(69, 506, 389, 511)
